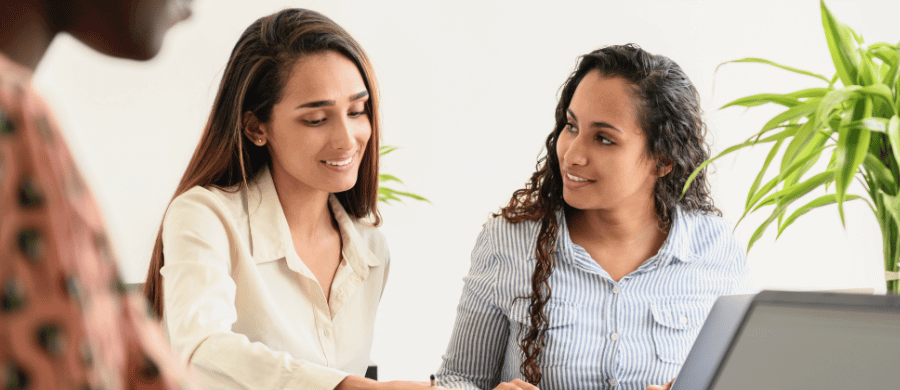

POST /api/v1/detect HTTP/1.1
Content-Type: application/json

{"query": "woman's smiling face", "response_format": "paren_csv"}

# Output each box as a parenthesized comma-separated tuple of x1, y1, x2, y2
(556, 71, 663, 213)
(258, 50, 371, 196)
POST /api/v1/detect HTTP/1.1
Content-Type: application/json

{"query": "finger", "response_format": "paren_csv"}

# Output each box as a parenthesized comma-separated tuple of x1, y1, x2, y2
(508, 379, 539, 389)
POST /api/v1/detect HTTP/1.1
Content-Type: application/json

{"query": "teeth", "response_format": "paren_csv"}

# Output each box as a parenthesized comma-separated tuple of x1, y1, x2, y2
(324, 157, 352, 166)
(567, 172, 589, 182)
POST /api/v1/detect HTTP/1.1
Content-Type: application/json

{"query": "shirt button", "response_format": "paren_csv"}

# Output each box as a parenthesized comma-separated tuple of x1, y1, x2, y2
(612, 286, 620, 294)
(680, 316, 688, 325)
(610, 332, 620, 341)
(323, 328, 329, 337)
(608, 379, 618, 387)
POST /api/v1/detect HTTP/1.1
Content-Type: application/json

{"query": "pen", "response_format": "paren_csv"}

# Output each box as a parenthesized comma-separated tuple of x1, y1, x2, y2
(430, 374, 437, 387)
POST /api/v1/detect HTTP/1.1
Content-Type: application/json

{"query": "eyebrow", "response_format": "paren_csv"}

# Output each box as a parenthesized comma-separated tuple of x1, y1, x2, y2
(567, 108, 622, 133)
(296, 90, 370, 109)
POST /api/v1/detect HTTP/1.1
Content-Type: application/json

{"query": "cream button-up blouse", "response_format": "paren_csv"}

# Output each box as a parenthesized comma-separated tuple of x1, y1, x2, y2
(160, 167, 389, 390)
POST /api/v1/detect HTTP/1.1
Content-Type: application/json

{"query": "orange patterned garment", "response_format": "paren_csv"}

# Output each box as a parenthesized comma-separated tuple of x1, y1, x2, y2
(0, 54, 197, 390)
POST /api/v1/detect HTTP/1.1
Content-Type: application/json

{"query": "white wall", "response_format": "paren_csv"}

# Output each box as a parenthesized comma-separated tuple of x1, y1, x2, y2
(33, 0, 895, 381)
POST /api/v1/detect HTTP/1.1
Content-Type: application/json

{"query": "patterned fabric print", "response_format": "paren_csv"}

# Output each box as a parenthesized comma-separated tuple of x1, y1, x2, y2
(0, 55, 198, 390)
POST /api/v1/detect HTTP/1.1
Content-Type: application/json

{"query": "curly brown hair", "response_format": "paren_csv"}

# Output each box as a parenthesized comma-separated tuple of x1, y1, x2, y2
(499, 44, 719, 385)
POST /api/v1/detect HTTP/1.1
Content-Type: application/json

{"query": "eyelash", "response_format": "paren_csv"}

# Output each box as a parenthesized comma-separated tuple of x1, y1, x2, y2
(304, 108, 368, 126)
(565, 122, 614, 145)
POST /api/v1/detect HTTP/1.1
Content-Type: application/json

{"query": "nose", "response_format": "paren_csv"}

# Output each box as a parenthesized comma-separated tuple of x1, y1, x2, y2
(562, 133, 588, 167)
(331, 117, 356, 151)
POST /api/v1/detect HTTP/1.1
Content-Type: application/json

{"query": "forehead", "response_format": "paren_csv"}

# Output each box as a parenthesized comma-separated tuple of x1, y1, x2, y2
(280, 51, 367, 101)
(569, 71, 641, 132)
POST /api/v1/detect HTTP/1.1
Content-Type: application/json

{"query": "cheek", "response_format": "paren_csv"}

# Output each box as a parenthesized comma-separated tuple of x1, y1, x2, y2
(555, 135, 568, 161)
(355, 123, 373, 147)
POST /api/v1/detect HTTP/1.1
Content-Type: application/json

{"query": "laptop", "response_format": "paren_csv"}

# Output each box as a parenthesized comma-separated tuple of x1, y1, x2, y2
(674, 290, 900, 390)
(669, 294, 754, 390)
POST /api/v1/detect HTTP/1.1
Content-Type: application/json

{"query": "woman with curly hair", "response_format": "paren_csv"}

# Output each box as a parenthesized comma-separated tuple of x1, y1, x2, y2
(435, 44, 753, 390)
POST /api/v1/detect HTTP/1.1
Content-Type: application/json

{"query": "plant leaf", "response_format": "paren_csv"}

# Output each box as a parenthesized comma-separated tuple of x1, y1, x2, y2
(760, 98, 823, 132)
(780, 120, 817, 175)
(783, 129, 832, 188)
(862, 153, 898, 195)
(814, 86, 861, 129)
(379, 145, 399, 156)
(379, 174, 404, 184)
(789, 88, 832, 99)
(378, 186, 430, 203)
(834, 100, 873, 225)
(681, 127, 797, 198)
(746, 138, 786, 210)
(888, 115, 900, 171)
(747, 204, 787, 251)
(846, 117, 889, 132)
(721, 93, 801, 109)
(869, 43, 900, 68)
(821, 0, 863, 86)
(880, 190, 900, 238)
(858, 84, 894, 107)
(719, 57, 830, 83)
(776, 194, 863, 238)
(754, 159, 836, 212)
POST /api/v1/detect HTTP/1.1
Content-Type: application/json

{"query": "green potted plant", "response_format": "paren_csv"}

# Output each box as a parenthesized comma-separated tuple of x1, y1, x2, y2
(684, 0, 899, 293)
(378, 145, 429, 204)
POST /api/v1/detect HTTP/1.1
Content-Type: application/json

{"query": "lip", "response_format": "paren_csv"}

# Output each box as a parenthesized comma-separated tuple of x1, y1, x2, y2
(562, 170, 594, 189)
(321, 155, 355, 172)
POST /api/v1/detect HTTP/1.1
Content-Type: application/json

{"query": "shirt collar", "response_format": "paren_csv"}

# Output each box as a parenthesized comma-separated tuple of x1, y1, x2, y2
(655, 206, 698, 265)
(556, 205, 698, 270)
(246, 167, 381, 278)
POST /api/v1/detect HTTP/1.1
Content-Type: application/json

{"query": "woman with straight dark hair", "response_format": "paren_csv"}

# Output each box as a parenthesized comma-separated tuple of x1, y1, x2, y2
(435, 44, 753, 390)
(144, 8, 429, 390)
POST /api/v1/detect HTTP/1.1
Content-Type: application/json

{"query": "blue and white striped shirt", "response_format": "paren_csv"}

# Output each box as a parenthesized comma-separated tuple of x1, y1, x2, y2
(436, 207, 753, 390)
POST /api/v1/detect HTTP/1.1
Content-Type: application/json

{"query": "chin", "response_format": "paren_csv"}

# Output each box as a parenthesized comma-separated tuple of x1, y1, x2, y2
(331, 178, 358, 194)
(562, 192, 598, 211)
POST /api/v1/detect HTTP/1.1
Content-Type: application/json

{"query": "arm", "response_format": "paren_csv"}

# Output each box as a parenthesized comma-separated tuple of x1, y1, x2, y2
(436, 223, 511, 390)
(160, 190, 349, 390)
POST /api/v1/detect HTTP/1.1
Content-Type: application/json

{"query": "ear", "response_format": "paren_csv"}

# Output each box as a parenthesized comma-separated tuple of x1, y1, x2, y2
(656, 158, 673, 177)
(242, 111, 268, 146)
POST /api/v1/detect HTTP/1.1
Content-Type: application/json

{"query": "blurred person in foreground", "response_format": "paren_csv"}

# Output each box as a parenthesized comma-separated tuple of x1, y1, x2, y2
(0, 0, 198, 388)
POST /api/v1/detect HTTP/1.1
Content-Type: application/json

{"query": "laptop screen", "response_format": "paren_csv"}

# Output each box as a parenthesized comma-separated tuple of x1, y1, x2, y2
(708, 301, 900, 389)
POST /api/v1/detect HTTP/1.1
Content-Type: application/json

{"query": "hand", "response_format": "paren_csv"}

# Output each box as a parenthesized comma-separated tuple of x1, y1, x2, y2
(493, 379, 539, 390)
(335, 376, 431, 390)
(646, 378, 674, 390)
(375, 381, 433, 390)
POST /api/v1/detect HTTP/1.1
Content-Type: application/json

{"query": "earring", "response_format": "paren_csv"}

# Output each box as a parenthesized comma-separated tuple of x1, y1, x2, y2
(256, 138, 263, 144)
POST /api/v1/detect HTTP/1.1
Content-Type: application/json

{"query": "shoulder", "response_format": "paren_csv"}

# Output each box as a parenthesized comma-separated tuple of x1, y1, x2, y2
(482, 214, 538, 241)
(475, 215, 543, 260)
(168, 185, 238, 214)
(679, 209, 735, 238)
(676, 209, 744, 262)
(351, 217, 389, 259)
(164, 185, 244, 231)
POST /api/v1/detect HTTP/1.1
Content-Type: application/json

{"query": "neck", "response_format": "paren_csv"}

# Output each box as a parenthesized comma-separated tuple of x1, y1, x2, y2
(0, 1, 54, 71)
(568, 199, 664, 246)
(270, 167, 334, 241)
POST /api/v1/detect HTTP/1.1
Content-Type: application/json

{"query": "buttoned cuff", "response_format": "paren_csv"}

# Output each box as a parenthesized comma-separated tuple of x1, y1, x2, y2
(285, 362, 349, 390)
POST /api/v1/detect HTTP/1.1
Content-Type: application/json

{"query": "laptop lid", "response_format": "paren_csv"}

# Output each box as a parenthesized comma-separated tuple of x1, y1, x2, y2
(669, 294, 755, 390)
(706, 290, 900, 390)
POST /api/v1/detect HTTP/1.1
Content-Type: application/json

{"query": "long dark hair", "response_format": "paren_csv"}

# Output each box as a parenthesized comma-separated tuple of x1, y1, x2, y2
(144, 8, 381, 318)
(499, 44, 718, 385)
